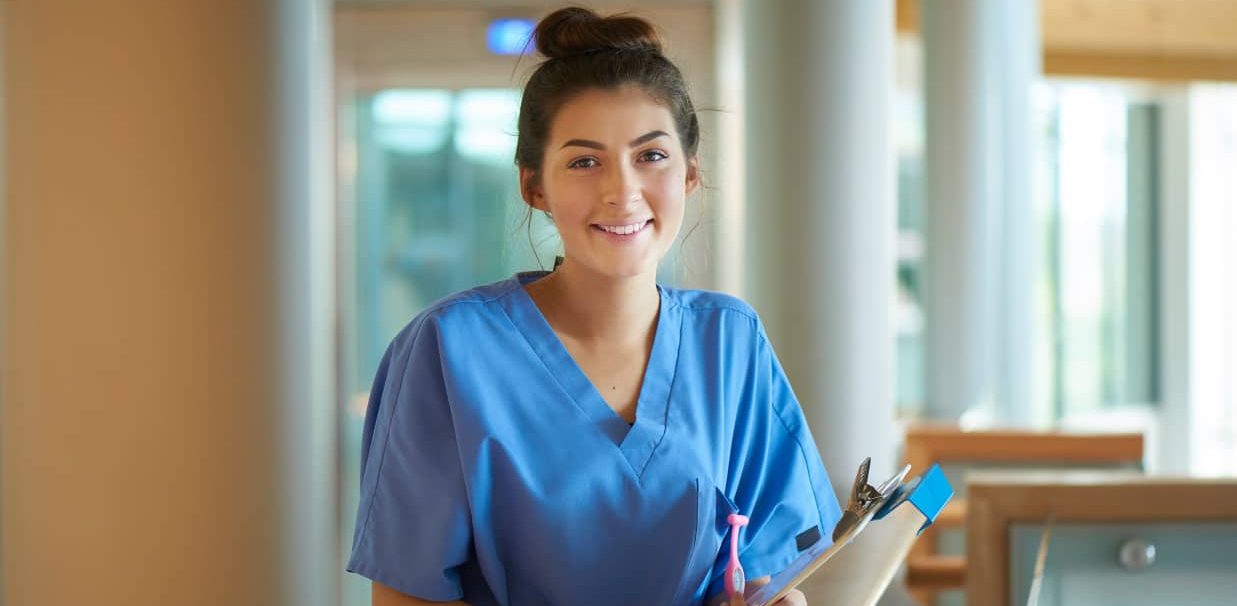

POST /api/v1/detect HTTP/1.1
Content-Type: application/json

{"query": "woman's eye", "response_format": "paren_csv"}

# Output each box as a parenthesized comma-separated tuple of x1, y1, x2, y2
(639, 150, 669, 162)
(568, 157, 598, 169)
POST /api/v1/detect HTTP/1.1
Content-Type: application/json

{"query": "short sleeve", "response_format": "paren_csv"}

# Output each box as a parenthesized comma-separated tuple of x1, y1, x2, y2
(709, 322, 843, 596)
(346, 314, 472, 601)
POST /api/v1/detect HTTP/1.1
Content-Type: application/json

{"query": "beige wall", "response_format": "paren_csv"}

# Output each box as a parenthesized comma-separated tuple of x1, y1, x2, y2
(2, 3, 289, 604)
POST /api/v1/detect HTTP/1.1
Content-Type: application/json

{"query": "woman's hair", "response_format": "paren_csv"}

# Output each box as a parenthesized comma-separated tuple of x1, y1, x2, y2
(514, 6, 701, 173)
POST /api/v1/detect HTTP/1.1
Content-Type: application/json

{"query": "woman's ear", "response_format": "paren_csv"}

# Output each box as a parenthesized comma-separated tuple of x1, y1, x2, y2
(520, 166, 547, 212)
(685, 157, 701, 196)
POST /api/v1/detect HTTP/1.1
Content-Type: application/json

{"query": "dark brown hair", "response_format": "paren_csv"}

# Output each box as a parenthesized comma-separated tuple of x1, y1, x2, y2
(514, 6, 701, 173)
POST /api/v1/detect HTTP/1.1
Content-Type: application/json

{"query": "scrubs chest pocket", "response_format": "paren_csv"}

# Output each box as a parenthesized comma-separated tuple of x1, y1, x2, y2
(670, 481, 741, 605)
(708, 486, 741, 592)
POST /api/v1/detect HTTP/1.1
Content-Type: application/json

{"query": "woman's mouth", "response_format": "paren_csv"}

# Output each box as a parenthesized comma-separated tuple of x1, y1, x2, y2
(592, 219, 652, 241)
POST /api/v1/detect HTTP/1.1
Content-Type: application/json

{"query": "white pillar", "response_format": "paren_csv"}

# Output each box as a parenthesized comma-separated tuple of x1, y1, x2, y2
(922, 0, 1038, 423)
(1, 2, 336, 605)
(743, 0, 897, 498)
(996, 0, 1040, 426)
(273, 1, 338, 605)
(715, 0, 746, 298)
(923, 0, 997, 422)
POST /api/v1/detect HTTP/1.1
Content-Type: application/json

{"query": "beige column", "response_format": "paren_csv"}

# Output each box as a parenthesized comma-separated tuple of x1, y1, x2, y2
(2, 2, 336, 605)
(922, 0, 1040, 423)
(742, 0, 898, 498)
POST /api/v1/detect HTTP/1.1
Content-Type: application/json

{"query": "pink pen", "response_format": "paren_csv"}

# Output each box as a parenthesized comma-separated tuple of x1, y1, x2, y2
(725, 513, 749, 599)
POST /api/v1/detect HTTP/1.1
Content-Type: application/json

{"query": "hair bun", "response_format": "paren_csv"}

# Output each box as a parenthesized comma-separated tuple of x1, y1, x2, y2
(533, 7, 663, 59)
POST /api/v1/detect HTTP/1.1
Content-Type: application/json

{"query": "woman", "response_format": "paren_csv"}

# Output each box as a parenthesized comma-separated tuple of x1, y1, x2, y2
(347, 7, 840, 606)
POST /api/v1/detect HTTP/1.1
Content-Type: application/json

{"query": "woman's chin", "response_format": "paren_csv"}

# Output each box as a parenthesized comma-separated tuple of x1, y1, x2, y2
(593, 259, 658, 281)
(563, 247, 664, 281)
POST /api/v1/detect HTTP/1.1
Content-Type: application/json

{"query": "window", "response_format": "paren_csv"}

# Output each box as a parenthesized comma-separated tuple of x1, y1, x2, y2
(1188, 83, 1237, 476)
(1032, 83, 1161, 424)
(893, 37, 1165, 428)
(346, 88, 551, 395)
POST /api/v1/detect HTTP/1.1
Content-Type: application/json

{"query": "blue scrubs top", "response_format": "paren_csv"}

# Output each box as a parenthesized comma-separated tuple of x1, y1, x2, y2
(347, 271, 841, 605)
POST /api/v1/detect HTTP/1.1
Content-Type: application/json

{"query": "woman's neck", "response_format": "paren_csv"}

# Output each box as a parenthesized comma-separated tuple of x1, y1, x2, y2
(526, 259, 660, 348)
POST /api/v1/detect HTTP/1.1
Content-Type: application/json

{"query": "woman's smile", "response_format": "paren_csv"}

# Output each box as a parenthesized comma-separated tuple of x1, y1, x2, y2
(592, 218, 654, 242)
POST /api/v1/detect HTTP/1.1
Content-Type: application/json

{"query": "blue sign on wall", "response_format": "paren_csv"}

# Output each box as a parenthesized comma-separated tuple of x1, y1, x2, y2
(487, 18, 535, 56)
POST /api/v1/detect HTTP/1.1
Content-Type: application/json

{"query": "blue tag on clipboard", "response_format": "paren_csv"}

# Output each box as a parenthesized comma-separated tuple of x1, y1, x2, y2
(873, 463, 953, 533)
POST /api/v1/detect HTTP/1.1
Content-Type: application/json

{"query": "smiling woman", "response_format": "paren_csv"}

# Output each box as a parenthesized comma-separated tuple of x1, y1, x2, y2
(523, 85, 695, 281)
(345, 6, 840, 606)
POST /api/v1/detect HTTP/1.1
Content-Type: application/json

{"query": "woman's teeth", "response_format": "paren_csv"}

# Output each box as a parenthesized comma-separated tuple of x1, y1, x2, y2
(597, 221, 648, 235)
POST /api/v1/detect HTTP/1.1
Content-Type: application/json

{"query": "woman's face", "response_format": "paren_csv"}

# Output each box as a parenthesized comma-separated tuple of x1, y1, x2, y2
(521, 85, 699, 281)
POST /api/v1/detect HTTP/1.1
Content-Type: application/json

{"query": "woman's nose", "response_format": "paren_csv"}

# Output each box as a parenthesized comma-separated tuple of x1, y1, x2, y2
(602, 165, 641, 206)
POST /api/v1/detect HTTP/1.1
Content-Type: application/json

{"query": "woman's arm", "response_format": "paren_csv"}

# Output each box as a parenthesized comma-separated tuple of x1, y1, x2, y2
(372, 581, 470, 606)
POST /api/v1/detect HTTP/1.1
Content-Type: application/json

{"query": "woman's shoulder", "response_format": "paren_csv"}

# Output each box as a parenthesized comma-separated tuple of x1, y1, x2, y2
(661, 285, 764, 333)
(424, 276, 521, 315)
(390, 276, 524, 344)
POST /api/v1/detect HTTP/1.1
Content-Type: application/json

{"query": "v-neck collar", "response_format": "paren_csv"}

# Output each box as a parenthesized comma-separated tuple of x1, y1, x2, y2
(502, 270, 682, 480)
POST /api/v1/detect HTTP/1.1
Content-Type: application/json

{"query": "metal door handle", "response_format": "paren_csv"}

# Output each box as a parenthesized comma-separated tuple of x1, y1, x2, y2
(1117, 538, 1157, 571)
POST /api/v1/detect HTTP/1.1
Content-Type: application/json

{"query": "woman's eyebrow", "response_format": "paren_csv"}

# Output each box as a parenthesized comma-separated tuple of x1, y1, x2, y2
(559, 130, 670, 151)
(629, 130, 670, 147)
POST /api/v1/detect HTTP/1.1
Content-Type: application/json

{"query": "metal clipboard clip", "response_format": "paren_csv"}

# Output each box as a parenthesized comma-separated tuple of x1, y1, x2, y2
(831, 457, 912, 543)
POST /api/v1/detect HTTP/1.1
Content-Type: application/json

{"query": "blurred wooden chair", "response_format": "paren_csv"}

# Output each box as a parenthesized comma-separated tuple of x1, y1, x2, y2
(902, 426, 1145, 605)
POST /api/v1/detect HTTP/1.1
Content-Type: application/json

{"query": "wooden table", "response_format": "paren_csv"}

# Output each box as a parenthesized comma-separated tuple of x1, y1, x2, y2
(967, 472, 1237, 605)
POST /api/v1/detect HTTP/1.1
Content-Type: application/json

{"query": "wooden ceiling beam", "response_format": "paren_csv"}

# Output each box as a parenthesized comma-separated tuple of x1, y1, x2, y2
(896, 0, 1237, 81)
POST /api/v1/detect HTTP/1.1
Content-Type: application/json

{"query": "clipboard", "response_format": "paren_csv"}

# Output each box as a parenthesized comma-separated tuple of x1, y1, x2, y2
(746, 462, 954, 606)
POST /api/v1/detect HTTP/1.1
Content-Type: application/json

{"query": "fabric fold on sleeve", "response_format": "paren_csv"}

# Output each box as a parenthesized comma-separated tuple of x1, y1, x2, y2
(346, 314, 473, 601)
